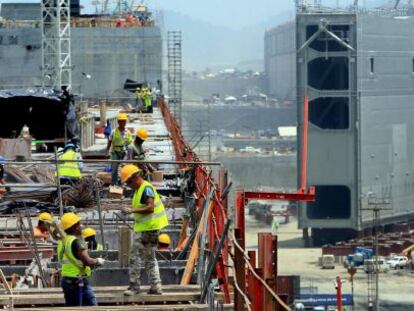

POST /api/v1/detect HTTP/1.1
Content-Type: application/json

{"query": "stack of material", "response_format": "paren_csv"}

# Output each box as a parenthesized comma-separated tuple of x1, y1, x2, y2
(29, 167, 55, 183)
(4, 165, 33, 183)
(61, 176, 103, 209)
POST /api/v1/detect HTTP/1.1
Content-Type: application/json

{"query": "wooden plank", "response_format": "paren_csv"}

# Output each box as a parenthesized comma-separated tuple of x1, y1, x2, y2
(0, 292, 201, 305)
(13, 285, 200, 295)
(180, 201, 213, 285)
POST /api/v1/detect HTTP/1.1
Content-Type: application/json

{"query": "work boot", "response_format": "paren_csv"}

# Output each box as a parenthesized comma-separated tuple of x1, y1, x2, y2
(124, 285, 140, 296)
(147, 285, 162, 295)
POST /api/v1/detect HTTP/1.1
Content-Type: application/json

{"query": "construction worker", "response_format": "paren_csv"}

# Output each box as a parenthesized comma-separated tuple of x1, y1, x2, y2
(141, 87, 153, 113)
(57, 143, 82, 185)
(58, 212, 105, 306)
(82, 227, 103, 251)
(0, 156, 6, 197)
(134, 87, 142, 108)
(157, 233, 170, 251)
(33, 212, 52, 239)
(127, 128, 154, 175)
(106, 113, 132, 185)
(120, 165, 168, 296)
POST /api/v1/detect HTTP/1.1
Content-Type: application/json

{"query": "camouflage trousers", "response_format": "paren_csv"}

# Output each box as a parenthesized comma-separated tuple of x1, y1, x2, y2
(129, 230, 161, 290)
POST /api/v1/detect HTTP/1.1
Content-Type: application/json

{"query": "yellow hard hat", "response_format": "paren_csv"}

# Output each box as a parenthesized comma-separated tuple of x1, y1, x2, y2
(39, 212, 52, 222)
(60, 212, 81, 231)
(83, 227, 96, 239)
(120, 164, 140, 183)
(158, 233, 171, 245)
(117, 113, 128, 121)
(136, 128, 149, 141)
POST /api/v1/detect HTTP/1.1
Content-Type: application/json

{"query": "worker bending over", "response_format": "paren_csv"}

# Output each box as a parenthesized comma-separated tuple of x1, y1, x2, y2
(33, 212, 52, 239)
(120, 165, 168, 296)
(83, 227, 103, 251)
(57, 143, 82, 185)
(58, 212, 105, 306)
(157, 233, 170, 251)
(127, 128, 154, 175)
(106, 113, 132, 185)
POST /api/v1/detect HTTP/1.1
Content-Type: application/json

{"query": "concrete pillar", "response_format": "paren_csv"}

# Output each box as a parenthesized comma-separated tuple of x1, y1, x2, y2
(118, 226, 131, 268)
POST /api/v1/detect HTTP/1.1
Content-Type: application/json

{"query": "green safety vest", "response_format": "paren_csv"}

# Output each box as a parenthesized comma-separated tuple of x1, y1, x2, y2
(57, 149, 81, 179)
(57, 235, 91, 278)
(144, 96, 152, 108)
(111, 128, 132, 152)
(96, 243, 103, 251)
(132, 181, 168, 233)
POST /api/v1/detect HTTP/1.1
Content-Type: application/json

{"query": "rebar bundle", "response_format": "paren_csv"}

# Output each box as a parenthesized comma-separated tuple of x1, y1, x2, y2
(61, 176, 103, 209)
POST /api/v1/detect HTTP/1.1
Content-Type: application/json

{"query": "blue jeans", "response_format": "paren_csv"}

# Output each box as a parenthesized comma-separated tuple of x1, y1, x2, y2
(61, 277, 97, 306)
(110, 151, 125, 185)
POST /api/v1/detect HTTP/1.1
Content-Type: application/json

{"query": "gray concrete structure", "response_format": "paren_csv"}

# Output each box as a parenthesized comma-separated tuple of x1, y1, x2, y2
(1, 3, 41, 21)
(0, 25, 162, 98)
(294, 10, 414, 243)
(264, 21, 296, 102)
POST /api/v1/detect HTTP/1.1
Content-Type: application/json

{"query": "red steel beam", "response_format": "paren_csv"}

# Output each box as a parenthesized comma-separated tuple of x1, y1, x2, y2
(243, 188, 315, 202)
(235, 190, 246, 248)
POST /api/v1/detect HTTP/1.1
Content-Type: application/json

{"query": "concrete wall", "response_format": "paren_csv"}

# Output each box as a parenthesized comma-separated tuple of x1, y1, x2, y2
(0, 26, 162, 97)
(264, 21, 296, 101)
(1, 3, 41, 21)
(358, 14, 414, 226)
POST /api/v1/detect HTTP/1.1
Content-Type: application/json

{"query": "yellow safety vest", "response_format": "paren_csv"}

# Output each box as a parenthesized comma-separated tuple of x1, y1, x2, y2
(132, 181, 168, 233)
(144, 95, 152, 108)
(58, 235, 91, 278)
(96, 243, 103, 251)
(57, 149, 81, 179)
(111, 128, 132, 152)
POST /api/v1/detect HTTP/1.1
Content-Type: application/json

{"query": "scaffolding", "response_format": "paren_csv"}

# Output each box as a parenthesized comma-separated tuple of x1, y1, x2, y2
(167, 31, 182, 125)
(41, 0, 72, 90)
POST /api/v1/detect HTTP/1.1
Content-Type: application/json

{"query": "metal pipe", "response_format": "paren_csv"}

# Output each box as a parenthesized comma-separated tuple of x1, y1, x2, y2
(54, 148, 64, 216)
(4, 159, 222, 166)
(95, 186, 106, 251)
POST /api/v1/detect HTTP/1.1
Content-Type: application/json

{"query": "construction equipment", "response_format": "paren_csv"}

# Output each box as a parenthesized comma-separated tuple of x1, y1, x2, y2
(344, 247, 373, 268)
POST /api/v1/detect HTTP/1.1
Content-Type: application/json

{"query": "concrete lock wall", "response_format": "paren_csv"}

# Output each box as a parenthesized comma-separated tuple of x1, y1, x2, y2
(0, 26, 162, 97)
(294, 11, 414, 239)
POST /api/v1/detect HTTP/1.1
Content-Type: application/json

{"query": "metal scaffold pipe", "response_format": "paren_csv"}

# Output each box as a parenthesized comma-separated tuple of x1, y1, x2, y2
(3, 159, 222, 166)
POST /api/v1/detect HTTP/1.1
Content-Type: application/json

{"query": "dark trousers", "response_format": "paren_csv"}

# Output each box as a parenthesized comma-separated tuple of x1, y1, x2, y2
(61, 277, 97, 306)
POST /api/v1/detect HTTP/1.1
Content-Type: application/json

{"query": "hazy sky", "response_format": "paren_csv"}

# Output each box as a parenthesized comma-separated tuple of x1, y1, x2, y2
(149, 0, 294, 29)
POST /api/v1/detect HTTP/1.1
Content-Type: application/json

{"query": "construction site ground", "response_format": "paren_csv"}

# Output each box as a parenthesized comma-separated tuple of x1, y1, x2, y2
(245, 213, 414, 311)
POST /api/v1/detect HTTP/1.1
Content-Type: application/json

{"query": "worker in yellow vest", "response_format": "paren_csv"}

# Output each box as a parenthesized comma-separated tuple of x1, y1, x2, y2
(33, 212, 52, 239)
(57, 143, 82, 185)
(141, 87, 153, 113)
(58, 212, 105, 306)
(120, 165, 168, 296)
(82, 227, 104, 251)
(127, 128, 154, 175)
(105, 113, 132, 185)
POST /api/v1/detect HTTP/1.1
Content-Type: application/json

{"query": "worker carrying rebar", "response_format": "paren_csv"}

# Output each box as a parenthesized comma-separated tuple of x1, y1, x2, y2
(157, 233, 170, 251)
(58, 212, 105, 306)
(127, 128, 154, 175)
(57, 143, 83, 185)
(106, 113, 132, 185)
(120, 164, 169, 296)
(33, 212, 52, 239)
(82, 227, 103, 251)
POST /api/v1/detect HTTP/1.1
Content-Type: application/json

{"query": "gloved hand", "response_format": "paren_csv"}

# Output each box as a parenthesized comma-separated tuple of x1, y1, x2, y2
(95, 258, 105, 266)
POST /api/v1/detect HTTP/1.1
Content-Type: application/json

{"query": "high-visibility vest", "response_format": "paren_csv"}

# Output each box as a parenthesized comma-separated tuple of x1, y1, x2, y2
(132, 181, 168, 233)
(96, 243, 103, 251)
(132, 143, 145, 160)
(144, 96, 152, 108)
(57, 150, 81, 179)
(57, 235, 91, 278)
(111, 128, 132, 152)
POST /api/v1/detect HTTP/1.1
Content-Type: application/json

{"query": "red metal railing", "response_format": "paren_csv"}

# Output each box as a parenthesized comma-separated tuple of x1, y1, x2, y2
(159, 99, 231, 303)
